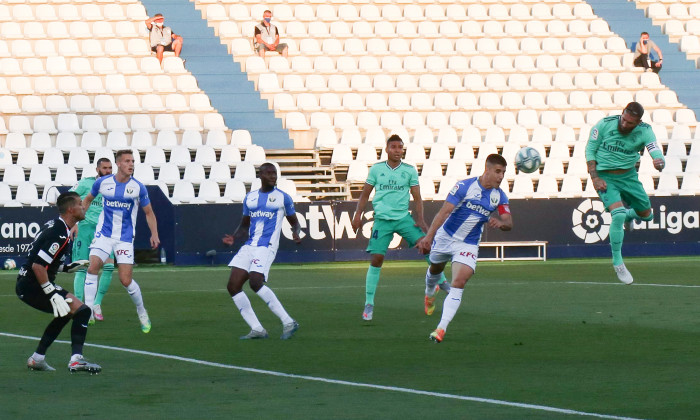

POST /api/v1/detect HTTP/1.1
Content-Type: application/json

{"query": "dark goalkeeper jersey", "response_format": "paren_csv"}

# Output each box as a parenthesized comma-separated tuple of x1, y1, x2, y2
(17, 217, 72, 284)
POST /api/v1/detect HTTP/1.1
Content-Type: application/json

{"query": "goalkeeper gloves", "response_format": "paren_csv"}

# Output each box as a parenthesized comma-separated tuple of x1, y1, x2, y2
(63, 260, 90, 273)
(41, 282, 71, 318)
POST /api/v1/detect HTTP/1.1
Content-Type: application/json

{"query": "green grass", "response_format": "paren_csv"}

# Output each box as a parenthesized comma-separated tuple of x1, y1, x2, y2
(1, 257, 699, 419)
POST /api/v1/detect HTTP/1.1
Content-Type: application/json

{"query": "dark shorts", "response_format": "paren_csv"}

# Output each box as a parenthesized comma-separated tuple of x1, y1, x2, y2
(152, 44, 174, 52)
(16, 276, 69, 314)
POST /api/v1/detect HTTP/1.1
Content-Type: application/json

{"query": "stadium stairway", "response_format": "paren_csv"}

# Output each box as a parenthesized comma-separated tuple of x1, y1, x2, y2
(138, 0, 293, 148)
(586, 0, 700, 118)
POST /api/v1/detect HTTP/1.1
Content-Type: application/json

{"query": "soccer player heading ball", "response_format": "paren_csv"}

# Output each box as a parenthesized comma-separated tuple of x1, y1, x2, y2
(585, 102, 665, 284)
(417, 154, 512, 343)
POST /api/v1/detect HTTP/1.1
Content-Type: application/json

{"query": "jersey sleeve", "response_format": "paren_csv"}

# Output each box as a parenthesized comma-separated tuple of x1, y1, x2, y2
(585, 121, 604, 162)
(408, 165, 419, 187)
(365, 164, 378, 186)
(34, 230, 69, 266)
(89, 177, 102, 197)
(497, 190, 510, 215)
(242, 194, 251, 216)
(138, 182, 151, 207)
(283, 192, 295, 216)
(642, 128, 665, 161)
(445, 181, 466, 206)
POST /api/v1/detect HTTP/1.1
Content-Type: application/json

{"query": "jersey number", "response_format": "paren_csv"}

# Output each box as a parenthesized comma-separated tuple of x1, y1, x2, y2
(372, 230, 379, 239)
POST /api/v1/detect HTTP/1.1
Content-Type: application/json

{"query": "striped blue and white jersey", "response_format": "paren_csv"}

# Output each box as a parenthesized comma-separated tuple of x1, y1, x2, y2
(91, 175, 150, 243)
(243, 187, 295, 249)
(441, 177, 510, 245)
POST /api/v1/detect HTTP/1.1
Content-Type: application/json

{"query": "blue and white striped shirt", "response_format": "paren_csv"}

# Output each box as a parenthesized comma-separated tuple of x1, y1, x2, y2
(243, 188, 295, 249)
(91, 175, 150, 243)
(441, 177, 510, 245)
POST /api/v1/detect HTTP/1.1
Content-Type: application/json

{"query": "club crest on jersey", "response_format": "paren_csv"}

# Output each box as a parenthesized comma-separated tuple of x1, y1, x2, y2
(48, 242, 60, 255)
(490, 190, 500, 207)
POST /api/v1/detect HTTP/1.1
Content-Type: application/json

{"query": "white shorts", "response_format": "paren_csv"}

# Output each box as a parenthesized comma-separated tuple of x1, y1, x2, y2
(89, 232, 134, 265)
(428, 228, 479, 271)
(228, 245, 277, 279)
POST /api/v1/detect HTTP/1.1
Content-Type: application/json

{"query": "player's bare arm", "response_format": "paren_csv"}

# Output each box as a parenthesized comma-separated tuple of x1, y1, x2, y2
(488, 212, 513, 231)
(416, 201, 456, 254)
(82, 193, 95, 212)
(223, 216, 251, 246)
(410, 185, 429, 232)
(587, 160, 607, 191)
(352, 183, 374, 233)
(286, 214, 302, 244)
(142, 203, 160, 249)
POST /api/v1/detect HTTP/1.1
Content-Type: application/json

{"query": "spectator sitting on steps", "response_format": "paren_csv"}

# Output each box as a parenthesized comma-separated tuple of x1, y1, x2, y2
(254, 10, 288, 58)
(145, 13, 183, 65)
(633, 32, 663, 74)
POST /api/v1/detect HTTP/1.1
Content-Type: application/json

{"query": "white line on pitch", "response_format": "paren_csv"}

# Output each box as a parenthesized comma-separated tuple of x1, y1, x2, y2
(566, 281, 700, 288)
(0, 332, 644, 420)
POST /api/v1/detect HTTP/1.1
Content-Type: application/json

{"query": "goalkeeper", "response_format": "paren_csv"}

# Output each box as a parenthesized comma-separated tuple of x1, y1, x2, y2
(69, 158, 114, 323)
(586, 102, 665, 284)
(16, 192, 101, 373)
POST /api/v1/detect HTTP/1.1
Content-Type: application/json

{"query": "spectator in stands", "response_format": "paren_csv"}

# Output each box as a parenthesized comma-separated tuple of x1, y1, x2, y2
(145, 13, 183, 65)
(254, 10, 288, 58)
(633, 32, 663, 74)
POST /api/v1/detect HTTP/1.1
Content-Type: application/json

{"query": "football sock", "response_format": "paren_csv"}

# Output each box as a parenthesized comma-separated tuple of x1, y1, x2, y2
(70, 305, 91, 356)
(624, 208, 639, 222)
(125, 280, 146, 315)
(437, 287, 464, 331)
(256, 286, 293, 325)
(31, 352, 45, 361)
(424, 256, 448, 285)
(73, 269, 86, 301)
(232, 292, 264, 331)
(425, 269, 442, 296)
(84, 273, 98, 308)
(95, 263, 114, 306)
(36, 316, 71, 355)
(365, 265, 381, 305)
(610, 208, 626, 266)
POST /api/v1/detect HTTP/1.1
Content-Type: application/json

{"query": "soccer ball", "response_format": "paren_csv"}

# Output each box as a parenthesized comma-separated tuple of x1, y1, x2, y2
(3, 259, 17, 270)
(514, 147, 542, 174)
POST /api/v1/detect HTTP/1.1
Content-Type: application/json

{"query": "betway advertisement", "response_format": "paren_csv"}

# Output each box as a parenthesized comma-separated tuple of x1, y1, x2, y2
(2, 197, 697, 265)
(172, 197, 700, 264)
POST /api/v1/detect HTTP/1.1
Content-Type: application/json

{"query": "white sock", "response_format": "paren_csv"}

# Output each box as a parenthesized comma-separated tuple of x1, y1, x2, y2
(32, 352, 45, 361)
(84, 273, 98, 308)
(425, 269, 442, 296)
(70, 354, 82, 362)
(232, 292, 264, 331)
(125, 280, 146, 315)
(437, 288, 464, 331)
(256, 286, 293, 325)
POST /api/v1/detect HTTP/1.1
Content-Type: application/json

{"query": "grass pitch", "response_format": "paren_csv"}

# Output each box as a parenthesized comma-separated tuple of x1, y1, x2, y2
(1, 257, 699, 419)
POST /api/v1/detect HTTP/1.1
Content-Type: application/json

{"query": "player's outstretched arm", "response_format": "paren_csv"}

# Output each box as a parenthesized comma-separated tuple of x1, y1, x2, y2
(286, 214, 302, 244)
(142, 203, 160, 249)
(82, 193, 95, 212)
(223, 216, 252, 246)
(352, 183, 374, 233)
(409, 185, 428, 232)
(417, 201, 455, 254)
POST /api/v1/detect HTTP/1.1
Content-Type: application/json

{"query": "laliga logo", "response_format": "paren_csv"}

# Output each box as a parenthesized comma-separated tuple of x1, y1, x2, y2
(572, 199, 611, 243)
